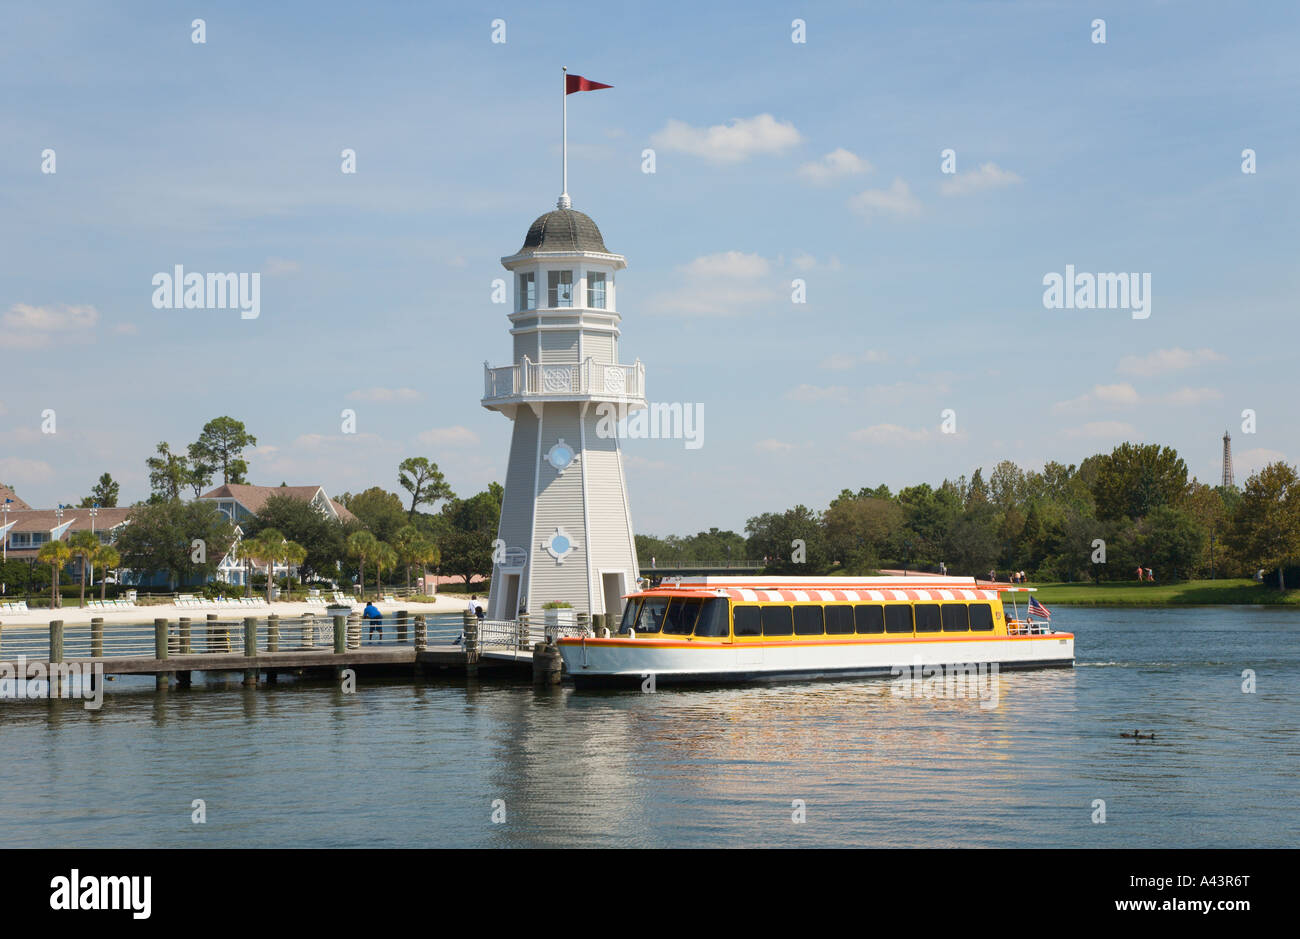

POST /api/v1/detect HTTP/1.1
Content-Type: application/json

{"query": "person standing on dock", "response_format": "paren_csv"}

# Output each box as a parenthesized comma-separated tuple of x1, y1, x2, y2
(363, 600, 382, 641)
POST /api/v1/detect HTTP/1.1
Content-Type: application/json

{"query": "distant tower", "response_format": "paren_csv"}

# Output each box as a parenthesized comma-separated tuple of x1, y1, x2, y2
(481, 203, 645, 622)
(1221, 430, 1234, 488)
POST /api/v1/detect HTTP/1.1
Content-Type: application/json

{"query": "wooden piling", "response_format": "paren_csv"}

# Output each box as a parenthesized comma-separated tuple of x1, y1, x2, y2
(243, 616, 258, 686)
(463, 611, 479, 673)
(49, 620, 64, 696)
(414, 614, 427, 652)
(347, 612, 361, 650)
(267, 613, 280, 653)
(155, 618, 169, 660)
(178, 617, 192, 654)
(532, 642, 563, 684)
(302, 613, 315, 649)
(333, 614, 347, 654)
(90, 616, 104, 658)
(397, 610, 408, 644)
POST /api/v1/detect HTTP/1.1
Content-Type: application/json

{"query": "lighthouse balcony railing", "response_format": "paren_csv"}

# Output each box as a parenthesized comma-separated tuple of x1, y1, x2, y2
(483, 357, 644, 401)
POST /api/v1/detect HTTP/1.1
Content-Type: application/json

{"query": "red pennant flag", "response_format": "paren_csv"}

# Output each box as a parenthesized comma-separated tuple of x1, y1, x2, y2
(566, 74, 613, 94)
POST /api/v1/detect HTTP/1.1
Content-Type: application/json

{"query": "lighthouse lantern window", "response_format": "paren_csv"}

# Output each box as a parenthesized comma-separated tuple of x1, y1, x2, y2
(588, 271, 606, 309)
(548, 270, 574, 307)
(518, 272, 536, 310)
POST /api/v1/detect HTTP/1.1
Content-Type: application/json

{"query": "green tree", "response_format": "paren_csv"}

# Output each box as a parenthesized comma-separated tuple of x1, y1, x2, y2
(146, 442, 190, 502)
(393, 525, 439, 594)
(745, 505, 829, 573)
(338, 488, 407, 543)
(68, 531, 100, 606)
(1226, 461, 1300, 589)
(824, 495, 903, 573)
(97, 545, 120, 600)
(115, 500, 236, 591)
(1090, 443, 1189, 521)
(347, 530, 379, 598)
(438, 487, 502, 586)
(398, 457, 455, 517)
(37, 539, 71, 608)
(1136, 506, 1206, 582)
(79, 473, 120, 508)
(248, 493, 346, 583)
(373, 542, 397, 593)
(189, 416, 257, 485)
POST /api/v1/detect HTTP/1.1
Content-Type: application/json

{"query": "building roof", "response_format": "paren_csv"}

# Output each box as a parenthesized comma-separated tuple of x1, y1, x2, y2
(0, 485, 31, 510)
(200, 483, 357, 524)
(519, 208, 609, 255)
(0, 507, 134, 558)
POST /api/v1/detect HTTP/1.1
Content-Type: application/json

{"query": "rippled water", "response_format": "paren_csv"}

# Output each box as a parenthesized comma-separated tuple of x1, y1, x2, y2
(1, 607, 1296, 847)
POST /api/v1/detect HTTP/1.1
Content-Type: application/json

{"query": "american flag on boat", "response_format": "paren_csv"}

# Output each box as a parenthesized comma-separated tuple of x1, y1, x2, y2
(1028, 596, 1051, 619)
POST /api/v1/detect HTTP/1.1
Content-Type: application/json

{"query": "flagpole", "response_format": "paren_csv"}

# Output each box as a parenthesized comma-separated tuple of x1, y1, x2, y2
(560, 66, 570, 208)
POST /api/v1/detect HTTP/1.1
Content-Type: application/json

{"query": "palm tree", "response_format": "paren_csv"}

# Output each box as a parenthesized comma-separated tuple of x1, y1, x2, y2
(347, 530, 378, 599)
(68, 531, 99, 607)
(244, 528, 286, 604)
(37, 539, 72, 609)
(392, 526, 439, 596)
(281, 541, 307, 598)
(373, 542, 397, 598)
(97, 545, 120, 601)
(235, 536, 258, 597)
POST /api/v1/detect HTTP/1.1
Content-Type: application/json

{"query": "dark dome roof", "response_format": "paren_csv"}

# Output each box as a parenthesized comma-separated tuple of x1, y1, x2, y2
(519, 208, 608, 254)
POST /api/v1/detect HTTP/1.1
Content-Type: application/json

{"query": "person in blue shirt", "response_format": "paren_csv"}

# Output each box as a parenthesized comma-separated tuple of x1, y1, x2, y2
(362, 601, 382, 641)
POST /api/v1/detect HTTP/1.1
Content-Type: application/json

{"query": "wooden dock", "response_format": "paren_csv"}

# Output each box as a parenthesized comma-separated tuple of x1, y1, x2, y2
(0, 610, 550, 691)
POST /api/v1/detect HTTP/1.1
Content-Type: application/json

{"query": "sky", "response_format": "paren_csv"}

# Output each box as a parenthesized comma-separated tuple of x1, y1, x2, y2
(2, 0, 1298, 535)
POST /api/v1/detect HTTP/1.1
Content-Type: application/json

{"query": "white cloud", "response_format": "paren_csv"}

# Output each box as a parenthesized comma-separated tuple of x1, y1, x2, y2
(820, 349, 890, 370)
(788, 252, 841, 272)
(1160, 387, 1223, 406)
(347, 387, 423, 403)
(113, 322, 139, 335)
(939, 162, 1022, 196)
(1235, 447, 1289, 479)
(0, 457, 55, 484)
(650, 114, 802, 163)
(797, 148, 872, 184)
(650, 251, 781, 316)
(1053, 383, 1140, 413)
(850, 424, 932, 444)
(264, 257, 300, 275)
(1064, 421, 1138, 439)
(1118, 347, 1224, 375)
(848, 178, 921, 220)
(416, 426, 480, 448)
(680, 251, 770, 279)
(755, 438, 797, 453)
(3, 303, 99, 347)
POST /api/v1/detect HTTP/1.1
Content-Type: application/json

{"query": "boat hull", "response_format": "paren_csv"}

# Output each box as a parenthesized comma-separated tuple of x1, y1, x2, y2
(558, 633, 1074, 687)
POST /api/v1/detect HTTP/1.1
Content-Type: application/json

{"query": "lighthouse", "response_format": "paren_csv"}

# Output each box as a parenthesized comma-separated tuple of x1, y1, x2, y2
(481, 202, 645, 622)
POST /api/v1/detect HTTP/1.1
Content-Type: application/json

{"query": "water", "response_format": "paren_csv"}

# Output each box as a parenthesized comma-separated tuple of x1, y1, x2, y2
(1, 607, 1296, 847)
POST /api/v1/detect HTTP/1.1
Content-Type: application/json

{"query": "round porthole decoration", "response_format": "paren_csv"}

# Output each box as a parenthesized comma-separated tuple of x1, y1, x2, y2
(544, 439, 576, 473)
(543, 526, 577, 564)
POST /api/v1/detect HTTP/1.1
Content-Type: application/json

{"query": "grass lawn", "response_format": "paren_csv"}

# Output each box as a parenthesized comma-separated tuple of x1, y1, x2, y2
(1029, 578, 1300, 606)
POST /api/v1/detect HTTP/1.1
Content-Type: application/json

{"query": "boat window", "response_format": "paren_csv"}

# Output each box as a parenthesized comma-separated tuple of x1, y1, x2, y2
(634, 597, 668, 634)
(662, 598, 702, 635)
(884, 605, 913, 633)
(693, 599, 730, 637)
(915, 604, 941, 632)
(942, 604, 969, 632)
(825, 605, 855, 634)
(760, 605, 794, 636)
(618, 599, 641, 633)
(733, 606, 761, 637)
(854, 604, 884, 634)
(969, 603, 995, 631)
(793, 605, 824, 635)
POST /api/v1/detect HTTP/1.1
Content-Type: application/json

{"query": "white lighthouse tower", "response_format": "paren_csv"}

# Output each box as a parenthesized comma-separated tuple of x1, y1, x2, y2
(482, 202, 645, 622)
